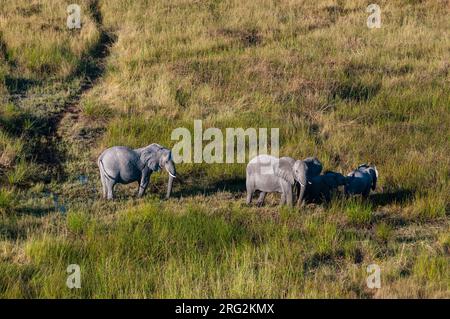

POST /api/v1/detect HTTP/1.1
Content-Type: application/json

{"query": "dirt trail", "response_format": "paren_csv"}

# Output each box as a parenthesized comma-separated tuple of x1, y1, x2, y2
(51, 2, 117, 179)
(1, 1, 116, 183)
(56, 0, 115, 132)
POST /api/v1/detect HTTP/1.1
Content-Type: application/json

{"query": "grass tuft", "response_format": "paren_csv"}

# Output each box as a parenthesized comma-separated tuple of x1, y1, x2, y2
(344, 199, 373, 227)
(0, 188, 15, 216)
(6, 159, 29, 186)
(413, 252, 449, 285)
(410, 193, 447, 221)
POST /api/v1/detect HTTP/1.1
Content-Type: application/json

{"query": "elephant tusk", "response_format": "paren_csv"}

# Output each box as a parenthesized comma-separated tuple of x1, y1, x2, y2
(299, 181, 311, 187)
(166, 167, 176, 178)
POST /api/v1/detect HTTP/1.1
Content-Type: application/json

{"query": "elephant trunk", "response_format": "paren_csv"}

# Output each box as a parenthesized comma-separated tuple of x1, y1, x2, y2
(165, 160, 176, 199)
(166, 175, 174, 199)
(297, 183, 306, 207)
(293, 160, 308, 208)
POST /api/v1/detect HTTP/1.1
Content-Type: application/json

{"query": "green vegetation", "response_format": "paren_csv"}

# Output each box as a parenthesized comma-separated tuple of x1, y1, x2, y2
(344, 199, 373, 226)
(0, 188, 15, 216)
(0, 0, 449, 298)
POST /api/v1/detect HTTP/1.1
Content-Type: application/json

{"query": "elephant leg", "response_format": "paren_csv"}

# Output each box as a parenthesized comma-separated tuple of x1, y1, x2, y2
(285, 185, 293, 207)
(295, 182, 300, 203)
(99, 170, 107, 199)
(256, 192, 266, 207)
(138, 171, 151, 198)
(106, 179, 115, 200)
(280, 193, 285, 205)
(246, 192, 253, 205)
(246, 178, 253, 204)
(246, 185, 258, 205)
(246, 190, 253, 204)
(102, 182, 107, 199)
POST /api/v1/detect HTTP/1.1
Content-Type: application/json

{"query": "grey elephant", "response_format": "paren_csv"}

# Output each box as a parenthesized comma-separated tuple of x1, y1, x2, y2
(304, 171, 348, 203)
(245, 155, 321, 207)
(97, 143, 176, 200)
(345, 164, 378, 197)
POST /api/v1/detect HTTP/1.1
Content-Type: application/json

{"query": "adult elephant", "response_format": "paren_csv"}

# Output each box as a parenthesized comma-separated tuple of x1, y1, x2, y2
(97, 143, 176, 200)
(245, 155, 321, 207)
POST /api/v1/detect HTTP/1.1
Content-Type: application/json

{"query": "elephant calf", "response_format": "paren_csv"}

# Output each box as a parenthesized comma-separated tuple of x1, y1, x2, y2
(304, 171, 348, 203)
(97, 143, 176, 200)
(345, 164, 378, 197)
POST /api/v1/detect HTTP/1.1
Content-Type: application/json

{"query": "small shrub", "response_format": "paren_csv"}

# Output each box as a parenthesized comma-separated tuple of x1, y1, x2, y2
(67, 211, 90, 235)
(345, 199, 373, 226)
(332, 77, 381, 102)
(0, 188, 15, 216)
(29, 182, 45, 194)
(81, 98, 113, 119)
(410, 193, 446, 221)
(374, 222, 393, 243)
(0, 131, 24, 167)
(6, 159, 29, 186)
(413, 252, 448, 284)
(438, 233, 450, 255)
(0, 103, 20, 122)
(304, 218, 341, 255)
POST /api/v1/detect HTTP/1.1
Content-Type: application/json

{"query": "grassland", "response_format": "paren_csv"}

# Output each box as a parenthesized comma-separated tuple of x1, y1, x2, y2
(0, 0, 449, 298)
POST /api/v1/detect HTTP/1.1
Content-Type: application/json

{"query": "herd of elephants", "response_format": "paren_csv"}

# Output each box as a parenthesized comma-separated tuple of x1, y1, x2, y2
(97, 143, 378, 206)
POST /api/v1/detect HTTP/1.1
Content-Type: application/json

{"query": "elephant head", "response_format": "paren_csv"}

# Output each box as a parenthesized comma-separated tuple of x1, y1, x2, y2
(357, 164, 378, 191)
(293, 160, 309, 207)
(304, 157, 323, 179)
(274, 158, 308, 207)
(140, 144, 176, 199)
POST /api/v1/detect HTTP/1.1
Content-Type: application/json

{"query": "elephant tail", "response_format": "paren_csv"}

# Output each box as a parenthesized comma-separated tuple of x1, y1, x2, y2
(98, 157, 115, 181)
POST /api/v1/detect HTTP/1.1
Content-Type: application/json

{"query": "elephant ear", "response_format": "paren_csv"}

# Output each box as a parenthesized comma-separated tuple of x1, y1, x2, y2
(274, 158, 295, 185)
(140, 143, 163, 171)
(293, 160, 308, 186)
(158, 148, 172, 166)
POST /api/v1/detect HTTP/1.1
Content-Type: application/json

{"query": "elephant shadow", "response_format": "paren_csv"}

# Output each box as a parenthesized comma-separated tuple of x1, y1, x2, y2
(368, 189, 414, 206)
(171, 176, 246, 198)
